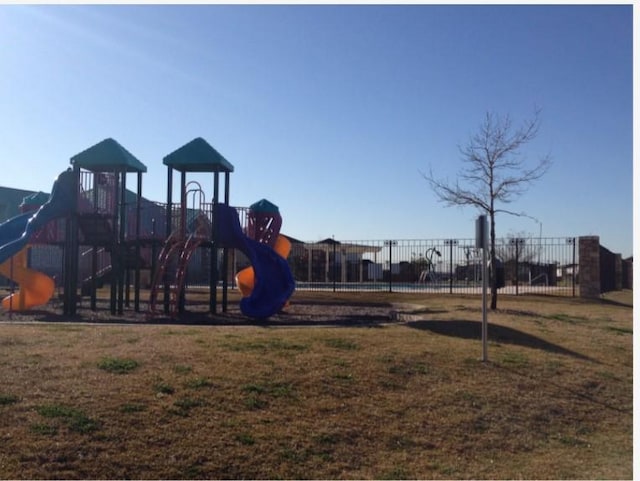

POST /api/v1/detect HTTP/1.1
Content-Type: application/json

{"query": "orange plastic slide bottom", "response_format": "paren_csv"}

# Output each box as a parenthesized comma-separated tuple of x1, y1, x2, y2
(0, 247, 55, 311)
(236, 234, 292, 298)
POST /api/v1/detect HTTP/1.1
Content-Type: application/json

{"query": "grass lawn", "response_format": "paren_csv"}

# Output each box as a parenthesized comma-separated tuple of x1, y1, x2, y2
(0, 290, 632, 479)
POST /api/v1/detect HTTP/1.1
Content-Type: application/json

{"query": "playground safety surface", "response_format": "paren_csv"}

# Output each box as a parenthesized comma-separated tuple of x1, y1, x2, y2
(0, 295, 399, 327)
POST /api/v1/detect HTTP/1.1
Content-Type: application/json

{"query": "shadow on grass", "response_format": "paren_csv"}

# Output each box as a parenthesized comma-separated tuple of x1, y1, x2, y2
(11, 304, 394, 329)
(598, 297, 633, 309)
(407, 319, 597, 362)
(292, 299, 394, 308)
(151, 310, 393, 328)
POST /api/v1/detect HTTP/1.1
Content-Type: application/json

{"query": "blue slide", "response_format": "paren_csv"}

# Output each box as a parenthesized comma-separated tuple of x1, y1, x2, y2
(215, 203, 295, 319)
(0, 169, 76, 264)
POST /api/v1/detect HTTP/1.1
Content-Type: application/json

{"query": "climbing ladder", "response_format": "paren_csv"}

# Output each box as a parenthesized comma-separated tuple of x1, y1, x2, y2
(148, 213, 210, 316)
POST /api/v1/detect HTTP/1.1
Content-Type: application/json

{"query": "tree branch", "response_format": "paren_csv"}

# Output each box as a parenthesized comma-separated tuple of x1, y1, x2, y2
(422, 107, 552, 311)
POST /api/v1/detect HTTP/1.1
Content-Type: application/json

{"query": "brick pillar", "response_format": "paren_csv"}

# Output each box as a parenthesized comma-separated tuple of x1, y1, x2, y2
(614, 254, 623, 291)
(624, 258, 633, 289)
(579, 236, 600, 299)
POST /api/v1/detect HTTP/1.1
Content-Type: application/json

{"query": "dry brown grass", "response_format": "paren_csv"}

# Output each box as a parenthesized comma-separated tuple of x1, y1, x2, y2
(0, 290, 632, 479)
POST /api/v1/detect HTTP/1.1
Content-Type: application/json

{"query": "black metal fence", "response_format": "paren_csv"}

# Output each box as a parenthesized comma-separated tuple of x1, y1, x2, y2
(3, 224, 579, 299)
(283, 236, 579, 296)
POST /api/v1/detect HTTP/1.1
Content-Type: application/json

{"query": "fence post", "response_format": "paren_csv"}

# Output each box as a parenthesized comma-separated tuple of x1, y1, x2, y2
(515, 239, 519, 295)
(566, 237, 576, 297)
(445, 239, 458, 294)
(509, 238, 525, 295)
(385, 240, 396, 293)
(332, 238, 336, 293)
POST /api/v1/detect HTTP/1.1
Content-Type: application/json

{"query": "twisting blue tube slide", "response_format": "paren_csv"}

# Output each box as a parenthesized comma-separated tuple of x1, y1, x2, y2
(0, 169, 76, 264)
(214, 204, 295, 319)
(0, 169, 76, 310)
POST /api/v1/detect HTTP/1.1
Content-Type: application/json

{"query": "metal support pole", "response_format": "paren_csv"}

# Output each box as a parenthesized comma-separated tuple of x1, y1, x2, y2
(91, 245, 97, 310)
(64, 167, 80, 316)
(117, 171, 126, 315)
(134, 172, 142, 312)
(388, 241, 393, 293)
(8, 253, 14, 314)
(221, 172, 230, 312)
(332, 238, 337, 293)
(476, 215, 488, 362)
(125, 268, 131, 307)
(164, 167, 173, 314)
(515, 240, 519, 296)
(210, 172, 219, 314)
(110, 171, 119, 315)
(450, 242, 454, 293)
(178, 171, 186, 313)
(91, 175, 98, 311)
(482, 244, 488, 362)
(445, 239, 458, 294)
(510, 237, 524, 295)
(572, 237, 577, 297)
(567, 237, 577, 297)
(151, 219, 157, 295)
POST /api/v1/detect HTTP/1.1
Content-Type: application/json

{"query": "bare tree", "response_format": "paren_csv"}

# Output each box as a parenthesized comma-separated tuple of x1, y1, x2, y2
(423, 109, 551, 309)
(496, 231, 539, 264)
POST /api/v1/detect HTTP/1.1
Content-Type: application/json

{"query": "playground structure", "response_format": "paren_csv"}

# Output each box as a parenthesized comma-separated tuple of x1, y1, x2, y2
(0, 137, 295, 319)
(235, 199, 292, 298)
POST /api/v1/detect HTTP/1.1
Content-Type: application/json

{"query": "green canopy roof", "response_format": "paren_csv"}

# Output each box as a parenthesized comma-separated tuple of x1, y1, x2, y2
(249, 198, 279, 214)
(163, 137, 234, 173)
(20, 191, 50, 207)
(70, 138, 147, 173)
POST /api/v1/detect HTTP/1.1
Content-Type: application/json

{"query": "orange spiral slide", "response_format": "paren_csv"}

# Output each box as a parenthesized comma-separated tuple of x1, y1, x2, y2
(0, 247, 55, 311)
(235, 235, 292, 298)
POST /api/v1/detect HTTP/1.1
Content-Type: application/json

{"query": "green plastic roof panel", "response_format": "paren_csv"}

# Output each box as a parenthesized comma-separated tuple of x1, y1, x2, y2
(163, 137, 234, 173)
(20, 191, 50, 207)
(70, 138, 147, 173)
(249, 199, 279, 213)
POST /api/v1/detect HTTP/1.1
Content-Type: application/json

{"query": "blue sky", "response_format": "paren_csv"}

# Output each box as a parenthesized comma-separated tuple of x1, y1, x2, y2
(0, 4, 633, 257)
